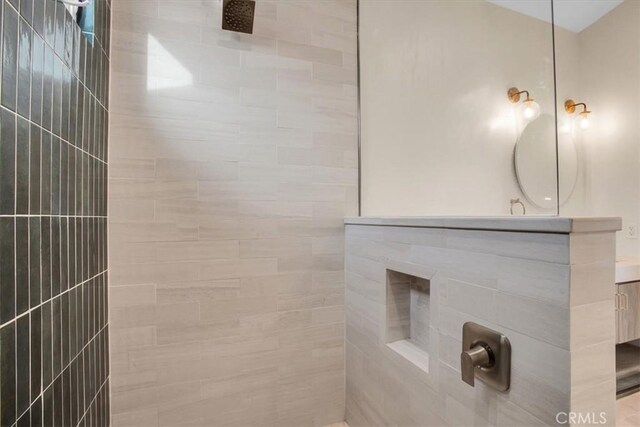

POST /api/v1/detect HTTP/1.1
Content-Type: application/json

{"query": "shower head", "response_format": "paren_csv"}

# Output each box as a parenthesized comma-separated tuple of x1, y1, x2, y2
(222, 0, 256, 34)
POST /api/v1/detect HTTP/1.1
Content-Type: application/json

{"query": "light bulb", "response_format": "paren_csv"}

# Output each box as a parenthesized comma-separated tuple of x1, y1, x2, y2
(579, 111, 590, 129)
(520, 99, 540, 121)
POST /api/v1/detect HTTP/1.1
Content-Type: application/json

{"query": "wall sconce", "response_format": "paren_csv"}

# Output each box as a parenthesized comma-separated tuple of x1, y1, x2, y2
(507, 87, 540, 121)
(565, 99, 591, 129)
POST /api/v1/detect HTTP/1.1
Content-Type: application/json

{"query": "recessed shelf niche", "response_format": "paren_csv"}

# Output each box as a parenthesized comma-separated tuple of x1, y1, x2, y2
(386, 269, 431, 372)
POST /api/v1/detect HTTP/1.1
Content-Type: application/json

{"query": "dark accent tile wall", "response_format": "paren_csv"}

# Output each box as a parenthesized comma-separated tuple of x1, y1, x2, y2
(0, 1, 110, 426)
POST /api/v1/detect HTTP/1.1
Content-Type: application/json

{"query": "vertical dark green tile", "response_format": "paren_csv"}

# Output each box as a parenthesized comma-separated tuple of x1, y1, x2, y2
(50, 216, 60, 297)
(15, 115, 29, 214)
(2, 2, 19, 110)
(0, 109, 16, 214)
(42, 44, 53, 130)
(52, 57, 62, 136)
(51, 297, 61, 378)
(16, 314, 30, 417)
(32, 0, 44, 37)
(15, 217, 28, 315)
(54, 1, 64, 57)
(17, 17, 31, 118)
(31, 34, 44, 125)
(31, 396, 42, 427)
(19, 0, 31, 25)
(29, 217, 41, 307)
(41, 301, 52, 387)
(29, 124, 41, 214)
(40, 131, 51, 214)
(0, 321, 16, 426)
(40, 217, 50, 301)
(0, 218, 15, 323)
(50, 135, 60, 214)
(43, 0, 55, 47)
(30, 307, 42, 402)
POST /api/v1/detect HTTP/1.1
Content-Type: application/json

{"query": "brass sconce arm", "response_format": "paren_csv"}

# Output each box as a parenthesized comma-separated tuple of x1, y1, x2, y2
(564, 99, 591, 114)
(507, 87, 533, 103)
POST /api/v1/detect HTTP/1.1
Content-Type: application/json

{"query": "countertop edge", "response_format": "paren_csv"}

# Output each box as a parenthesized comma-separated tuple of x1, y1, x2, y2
(344, 216, 623, 234)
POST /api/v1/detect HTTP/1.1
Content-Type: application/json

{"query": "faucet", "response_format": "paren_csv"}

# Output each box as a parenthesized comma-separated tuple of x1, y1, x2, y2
(510, 198, 526, 215)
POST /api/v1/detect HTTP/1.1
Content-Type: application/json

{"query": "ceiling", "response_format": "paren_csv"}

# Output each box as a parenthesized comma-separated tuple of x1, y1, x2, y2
(487, 0, 624, 33)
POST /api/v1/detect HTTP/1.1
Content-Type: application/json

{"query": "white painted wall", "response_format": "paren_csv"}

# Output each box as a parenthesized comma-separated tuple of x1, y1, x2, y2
(558, 0, 640, 258)
(360, 0, 640, 258)
(360, 0, 557, 216)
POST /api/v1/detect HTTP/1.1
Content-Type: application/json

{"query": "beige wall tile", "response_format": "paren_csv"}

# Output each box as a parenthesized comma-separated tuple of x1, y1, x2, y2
(110, 2, 356, 425)
(277, 40, 343, 66)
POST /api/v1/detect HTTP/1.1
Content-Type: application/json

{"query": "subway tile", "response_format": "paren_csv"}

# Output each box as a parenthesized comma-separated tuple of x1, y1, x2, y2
(29, 218, 41, 307)
(16, 314, 30, 417)
(17, 18, 32, 118)
(29, 125, 41, 213)
(15, 217, 29, 315)
(53, 1, 64, 57)
(277, 40, 343, 66)
(31, 34, 44, 125)
(15, 116, 30, 214)
(20, 0, 32, 25)
(0, 218, 16, 323)
(0, 109, 16, 214)
(32, 0, 44, 37)
(30, 307, 42, 402)
(0, 321, 17, 426)
(52, 57, 63, 136)
(2, 3, 19, 110)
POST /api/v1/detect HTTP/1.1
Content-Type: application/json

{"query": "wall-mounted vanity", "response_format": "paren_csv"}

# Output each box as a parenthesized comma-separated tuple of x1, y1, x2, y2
(615, 261, 640, 395)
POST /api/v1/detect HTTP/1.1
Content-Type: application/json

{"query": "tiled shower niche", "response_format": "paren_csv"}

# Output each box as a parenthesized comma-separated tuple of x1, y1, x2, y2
(0, 0, 111, 426)
(386, 270, 431, 372)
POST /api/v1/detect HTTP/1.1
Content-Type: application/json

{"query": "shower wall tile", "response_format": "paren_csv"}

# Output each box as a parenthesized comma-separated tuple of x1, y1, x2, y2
(344, 223, 617, 427)
(108, 0, 357, 425)
(0, 1, 111, 426)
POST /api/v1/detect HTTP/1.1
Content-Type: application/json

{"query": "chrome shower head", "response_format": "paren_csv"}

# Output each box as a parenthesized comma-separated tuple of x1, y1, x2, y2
(222, 0, 256, 34)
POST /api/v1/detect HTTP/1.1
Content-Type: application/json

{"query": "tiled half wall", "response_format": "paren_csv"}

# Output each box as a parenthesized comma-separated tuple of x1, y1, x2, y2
(345, 221, 618, 427)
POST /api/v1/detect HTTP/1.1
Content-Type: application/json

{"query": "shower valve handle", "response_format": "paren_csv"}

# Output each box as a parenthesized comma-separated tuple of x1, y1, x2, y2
(461, 342, 493, 387)
(461, 322, 511, 391)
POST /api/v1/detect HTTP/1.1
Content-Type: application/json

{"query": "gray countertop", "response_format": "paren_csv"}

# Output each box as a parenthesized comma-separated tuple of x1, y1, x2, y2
(344, 216, 622, 234)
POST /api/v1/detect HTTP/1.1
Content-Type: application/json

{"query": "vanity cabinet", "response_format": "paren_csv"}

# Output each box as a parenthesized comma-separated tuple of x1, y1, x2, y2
(616, 281, 640, 344)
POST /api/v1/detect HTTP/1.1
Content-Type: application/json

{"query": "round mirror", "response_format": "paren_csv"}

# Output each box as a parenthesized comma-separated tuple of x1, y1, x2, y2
(514, 114, 578, 209)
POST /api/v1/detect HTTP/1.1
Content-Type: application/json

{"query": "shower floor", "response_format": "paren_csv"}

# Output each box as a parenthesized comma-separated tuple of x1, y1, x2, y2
(331, 395, 639, 426)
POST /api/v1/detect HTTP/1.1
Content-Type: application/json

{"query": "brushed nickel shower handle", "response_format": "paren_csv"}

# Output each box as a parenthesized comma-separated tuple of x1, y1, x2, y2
(461, 343, 493, 387)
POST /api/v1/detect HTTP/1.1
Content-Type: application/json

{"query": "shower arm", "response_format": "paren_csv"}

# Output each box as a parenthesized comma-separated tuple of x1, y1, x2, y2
(58, 0, 91, 7)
